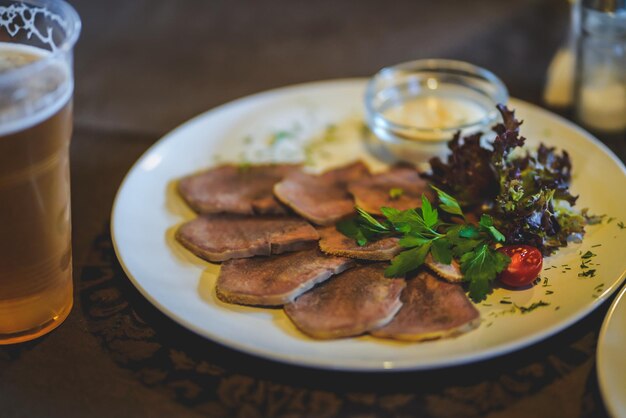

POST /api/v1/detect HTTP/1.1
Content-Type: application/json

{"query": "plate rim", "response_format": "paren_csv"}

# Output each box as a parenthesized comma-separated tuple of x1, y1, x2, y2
(111, 77, 626, 371)
(597, 283, 626, 417)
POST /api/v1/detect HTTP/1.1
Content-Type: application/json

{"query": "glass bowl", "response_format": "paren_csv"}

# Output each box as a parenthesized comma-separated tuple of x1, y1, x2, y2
(364, 59, 509, 162)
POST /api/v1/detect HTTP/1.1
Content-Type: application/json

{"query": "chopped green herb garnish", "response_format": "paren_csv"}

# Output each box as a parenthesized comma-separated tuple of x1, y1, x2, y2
(323, 124, 338, 142)
(237, 161, 252, 173)
(583, 211, 606, 225)
(581, 251, 596, 259)
(578, 269, 597, 278)
(545, 290, 554, 295)
(268, 130, 297, 146)
(618, 221, 625, 229)
(516, 300, 550, 314)
(389, 188, 404, 200)
(591, 244, 602, 248)
(500, 300, 512, 305)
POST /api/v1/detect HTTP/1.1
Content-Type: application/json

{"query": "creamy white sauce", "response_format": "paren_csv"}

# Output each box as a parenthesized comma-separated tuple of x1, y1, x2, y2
(382, 95, 487, 131)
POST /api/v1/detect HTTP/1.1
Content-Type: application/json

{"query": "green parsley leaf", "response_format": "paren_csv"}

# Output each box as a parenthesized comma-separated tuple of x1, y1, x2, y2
(420, 195, 438, 228)
(336, 219, 369, 246)
(431, 238, 453, 264)
(446, 225, 482, 256)
(355, 206, 389, 232)
(458, 224, 481, 239)
(399, 235, 431, 248)
(389, 187, 404, 200)
(381, 207, 429, 234)
(431, 185, 464, 218)
(461, 244, 510, 301)
(385, 242, 431, 277)
(379, 206, 401, 220)
(479, 214, 506, 242)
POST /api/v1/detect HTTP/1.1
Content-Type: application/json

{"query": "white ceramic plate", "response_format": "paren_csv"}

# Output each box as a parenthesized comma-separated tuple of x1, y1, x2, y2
(598, 284, 626, 418)
(111, 79, 626, 371)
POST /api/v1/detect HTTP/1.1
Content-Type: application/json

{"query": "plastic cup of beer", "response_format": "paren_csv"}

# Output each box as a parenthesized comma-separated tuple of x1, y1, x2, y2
(0, 0, 80, 344)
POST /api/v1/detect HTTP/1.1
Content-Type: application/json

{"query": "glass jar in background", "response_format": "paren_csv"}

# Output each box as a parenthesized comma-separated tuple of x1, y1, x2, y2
(575, 0, 626, 134)
(0, 0, 80, 344)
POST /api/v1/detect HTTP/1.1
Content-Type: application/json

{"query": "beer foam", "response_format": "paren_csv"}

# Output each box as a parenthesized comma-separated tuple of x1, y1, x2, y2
(0, 3, 69, 52)
(0, 42, 72, 137)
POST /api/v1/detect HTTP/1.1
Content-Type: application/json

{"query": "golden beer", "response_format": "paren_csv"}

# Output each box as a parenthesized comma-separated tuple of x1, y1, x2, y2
(0, 0, 80, 344)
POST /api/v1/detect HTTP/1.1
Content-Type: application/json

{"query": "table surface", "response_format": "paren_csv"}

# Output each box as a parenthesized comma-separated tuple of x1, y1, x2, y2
(2, 1, 625, 417)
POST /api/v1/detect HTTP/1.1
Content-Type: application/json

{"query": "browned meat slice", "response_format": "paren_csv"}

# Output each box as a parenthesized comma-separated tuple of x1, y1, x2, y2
(273, 162, 369, 225)
(347, 166, 433, 215)
(284, 264, 405, 339)
(216, 249, 355, 306)
(318, 226, 402, 260)
(425, 253, 464, 282)
(176, 215, 319, 262)
(178, 164, 299, 215)
(371, 271, 479, 341)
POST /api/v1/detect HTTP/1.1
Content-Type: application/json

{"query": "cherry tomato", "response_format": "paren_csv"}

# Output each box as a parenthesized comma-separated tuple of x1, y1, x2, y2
(497, 245, 543, 288)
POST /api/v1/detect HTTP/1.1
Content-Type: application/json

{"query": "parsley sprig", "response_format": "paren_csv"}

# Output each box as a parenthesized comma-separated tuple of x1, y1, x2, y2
(337, 187, 510, 301)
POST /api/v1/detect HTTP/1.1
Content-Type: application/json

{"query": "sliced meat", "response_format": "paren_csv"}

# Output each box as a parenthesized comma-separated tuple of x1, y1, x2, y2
(284, 264, 405, 339)
(216, 249, 355, 306)
(176, 215, 319, 262)
(371, 271, 479, 341)
(425, 253, 464, 282)
(273, 162, 370, 225)
(347, 166, 433, 215)
(178, 164, 299, 215)
(318, 226, 402, 260)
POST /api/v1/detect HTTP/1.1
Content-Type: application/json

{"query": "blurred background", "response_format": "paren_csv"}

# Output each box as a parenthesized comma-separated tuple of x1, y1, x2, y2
(70, 0, 569, 135)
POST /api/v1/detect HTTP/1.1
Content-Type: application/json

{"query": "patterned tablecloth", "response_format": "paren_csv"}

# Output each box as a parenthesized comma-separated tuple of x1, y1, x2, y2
(75, 227, 614, 418)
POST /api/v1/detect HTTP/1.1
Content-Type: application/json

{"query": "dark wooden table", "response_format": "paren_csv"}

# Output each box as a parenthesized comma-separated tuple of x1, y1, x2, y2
(2, 1, 624, 417)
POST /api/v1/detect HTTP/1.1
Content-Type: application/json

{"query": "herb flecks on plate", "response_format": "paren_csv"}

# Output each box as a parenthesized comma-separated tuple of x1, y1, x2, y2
(337, 188, 510, 302)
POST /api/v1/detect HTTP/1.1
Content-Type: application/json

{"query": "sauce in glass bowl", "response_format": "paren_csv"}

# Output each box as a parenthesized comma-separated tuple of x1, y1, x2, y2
(365, 59, 509, 161)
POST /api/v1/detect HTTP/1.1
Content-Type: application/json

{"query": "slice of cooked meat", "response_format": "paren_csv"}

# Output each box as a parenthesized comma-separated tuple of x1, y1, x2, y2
(318, 226, 402, 260)
(178, 164, 299, 215)
(425, 253, 464, 283)
(347, 166, 433, 215)
(273, 162, 370, 225)
(371, 271, 479, 341)
(284, 264, 405, 339)
(176, 215, 319, 262)
(216, 249, 355, 306)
